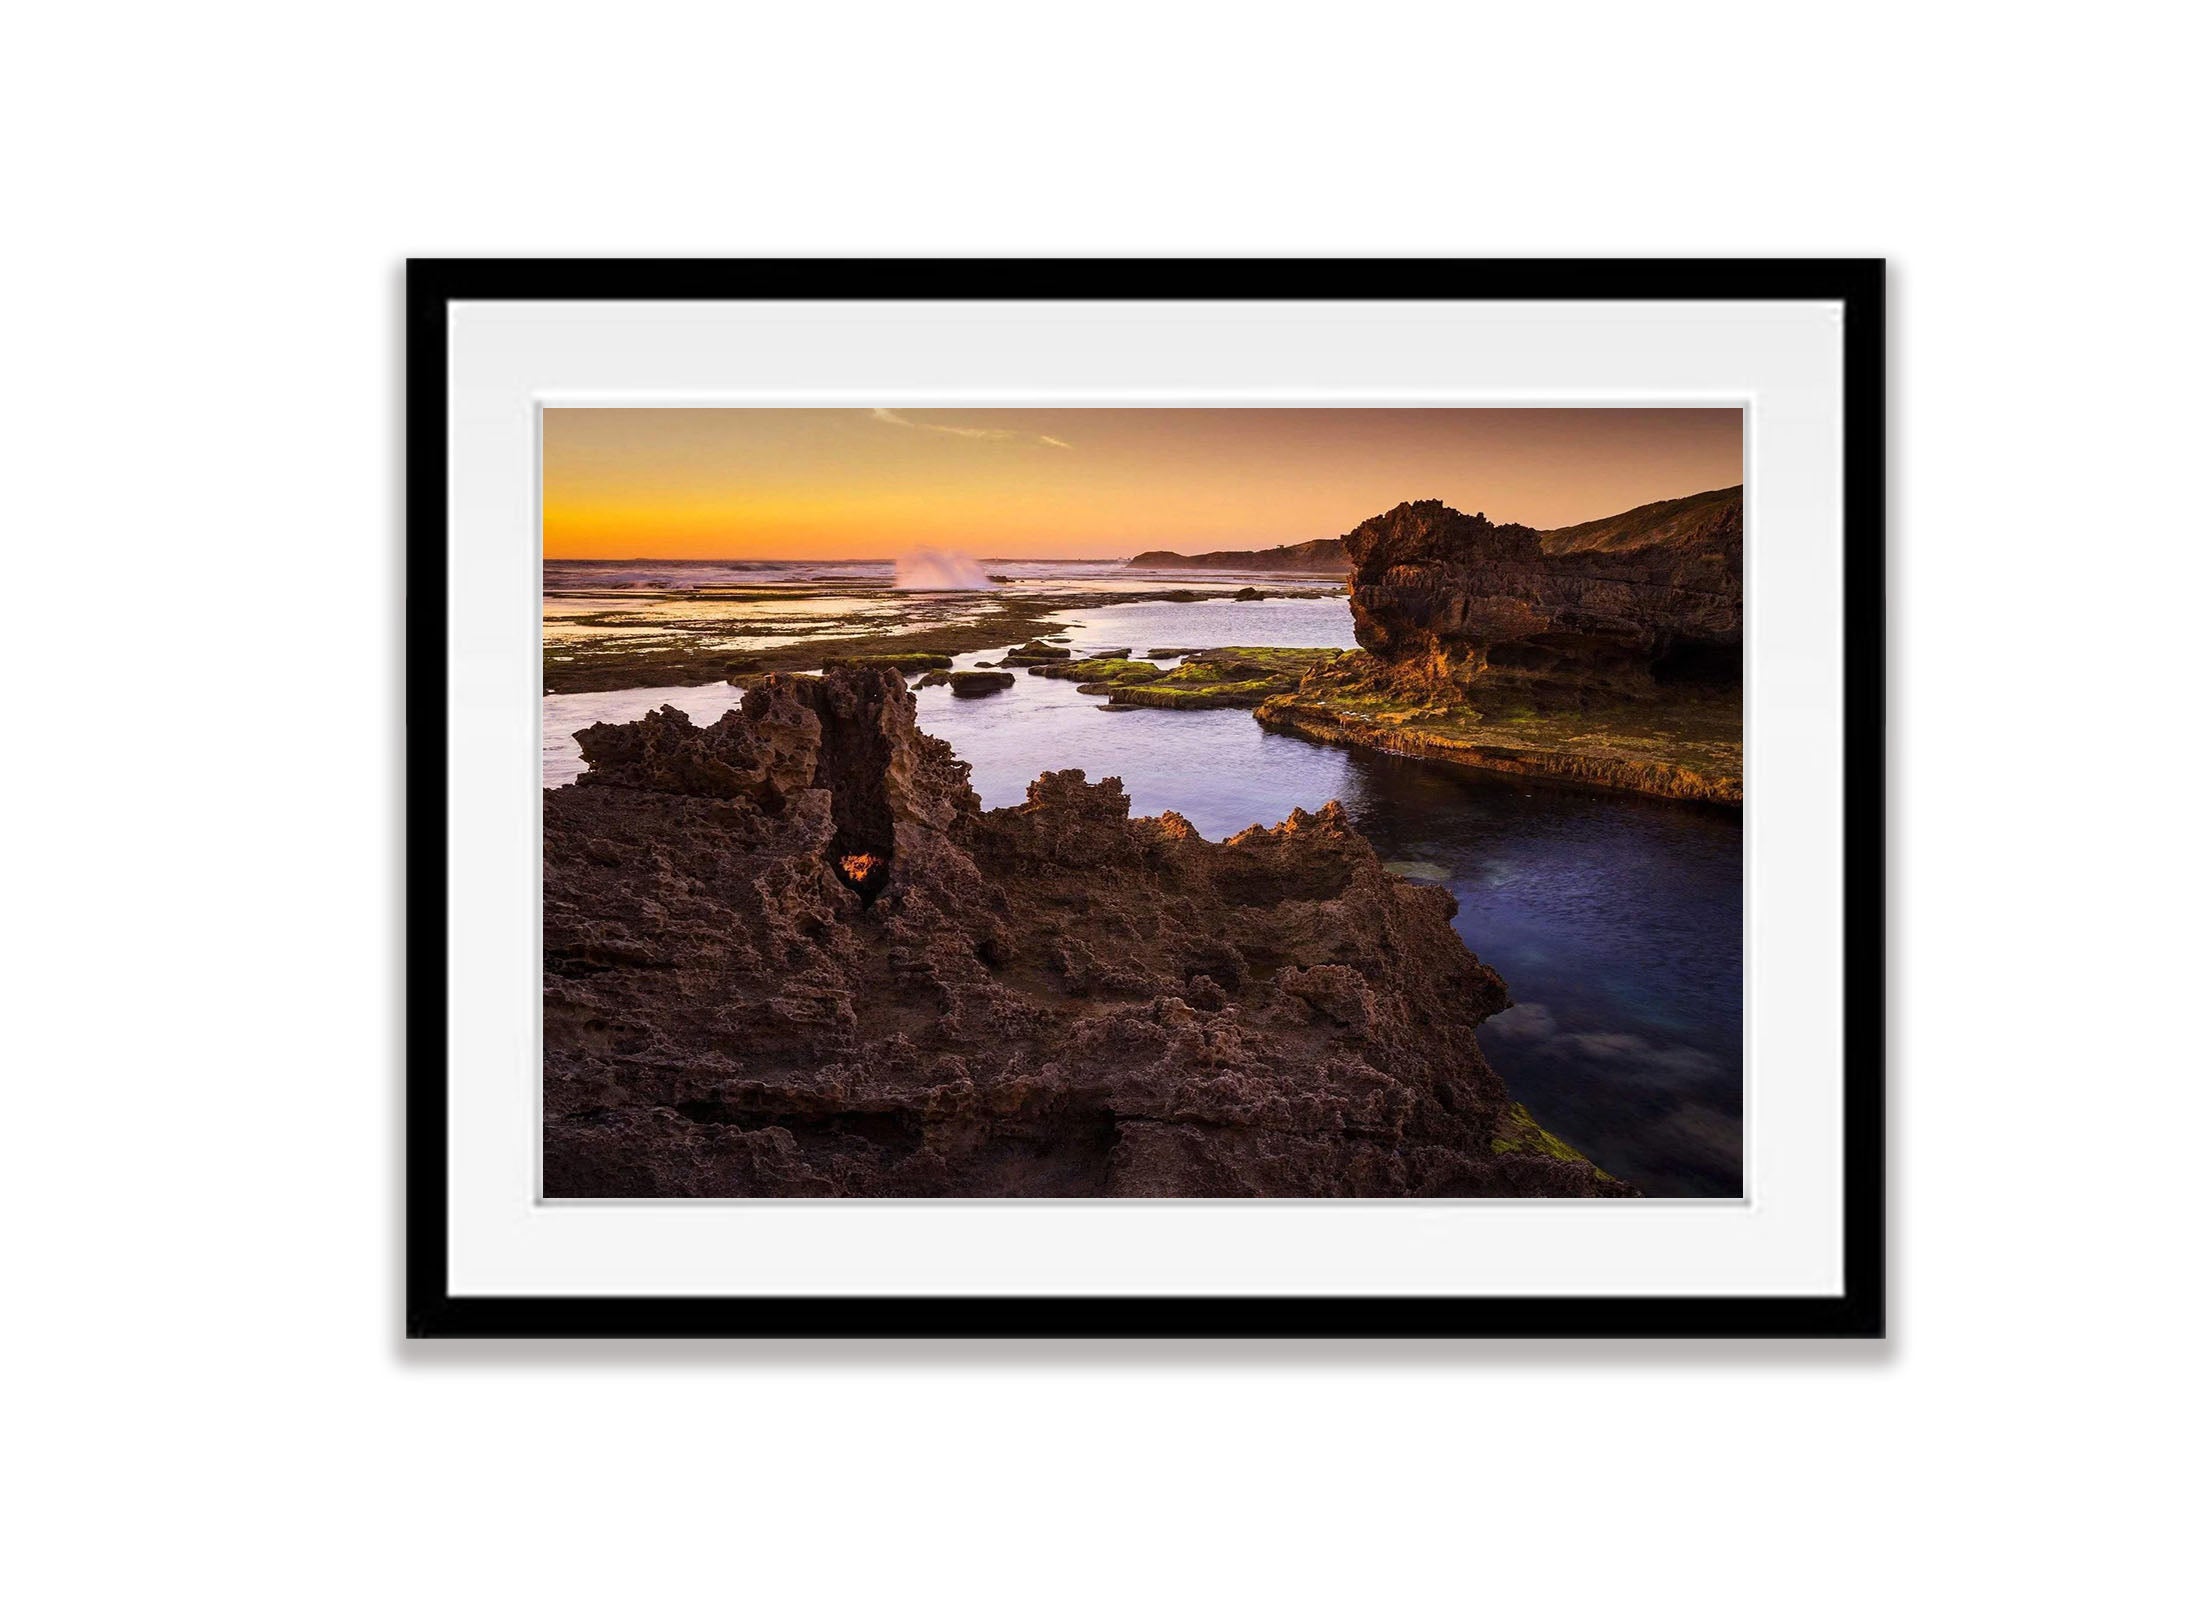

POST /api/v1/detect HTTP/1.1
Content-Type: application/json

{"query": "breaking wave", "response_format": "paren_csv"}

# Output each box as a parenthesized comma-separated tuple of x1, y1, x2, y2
(892, 548, 990, 590)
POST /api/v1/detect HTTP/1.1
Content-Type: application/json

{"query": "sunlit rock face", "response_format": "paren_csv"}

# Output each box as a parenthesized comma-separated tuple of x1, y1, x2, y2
(1341, 487, 1743, 710)
(542, 666, 1632, 1199)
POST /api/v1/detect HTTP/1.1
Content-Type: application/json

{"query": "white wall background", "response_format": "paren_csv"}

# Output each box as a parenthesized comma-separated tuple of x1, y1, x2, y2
(7, 4, 2191, 1595)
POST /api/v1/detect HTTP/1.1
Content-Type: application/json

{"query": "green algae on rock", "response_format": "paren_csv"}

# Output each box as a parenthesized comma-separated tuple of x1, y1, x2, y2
(821, 652, 952, 673)
(1489, 1103, 1619, 1184)
(544, 585, 1261, 695)
(1257, 653, 1741, 805)
(1026, 657, 1164, 687)
(1101, 647, 1342, 710)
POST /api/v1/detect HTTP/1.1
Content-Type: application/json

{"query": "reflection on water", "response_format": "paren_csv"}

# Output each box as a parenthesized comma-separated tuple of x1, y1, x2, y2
(541, 681, 747, 789)
(542, 559, 1344, 651)
(1347, 761, 1741, 1199)
(540, 592, 1742, 1197)
(1044, 594, 1358, 654)
(542, 594, 885, 648)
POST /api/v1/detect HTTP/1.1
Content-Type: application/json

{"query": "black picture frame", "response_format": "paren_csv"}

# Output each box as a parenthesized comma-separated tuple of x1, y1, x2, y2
(406, 258, 1886, 1339)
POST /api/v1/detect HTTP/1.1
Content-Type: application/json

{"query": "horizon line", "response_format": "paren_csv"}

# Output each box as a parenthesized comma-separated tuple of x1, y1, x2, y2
(541, 483, 1742, 565)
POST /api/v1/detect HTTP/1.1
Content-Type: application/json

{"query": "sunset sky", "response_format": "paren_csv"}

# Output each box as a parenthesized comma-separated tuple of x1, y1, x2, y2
(542, 407, 1741, 560)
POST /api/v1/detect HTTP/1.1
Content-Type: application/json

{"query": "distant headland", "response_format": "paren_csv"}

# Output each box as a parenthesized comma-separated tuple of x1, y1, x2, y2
(1123, 537, 1349, 572)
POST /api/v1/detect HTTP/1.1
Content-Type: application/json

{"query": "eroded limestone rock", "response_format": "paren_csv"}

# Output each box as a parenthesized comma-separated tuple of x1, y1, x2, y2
(545, 667, 1630, 1198)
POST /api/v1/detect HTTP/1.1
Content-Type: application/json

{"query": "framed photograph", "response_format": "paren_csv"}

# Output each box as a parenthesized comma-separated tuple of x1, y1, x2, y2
(407, 259, 1884, 1338)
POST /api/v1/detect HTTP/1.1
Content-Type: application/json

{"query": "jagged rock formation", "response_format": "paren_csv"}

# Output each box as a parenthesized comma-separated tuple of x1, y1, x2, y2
(545, 667, 1630, 1198)
(1124, 537, 1348, 571)
(1338, 488, 1741, 708)
(1258, 488, 1743, 804)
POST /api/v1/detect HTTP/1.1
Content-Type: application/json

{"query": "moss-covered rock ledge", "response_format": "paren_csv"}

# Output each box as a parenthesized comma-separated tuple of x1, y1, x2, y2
(1257, 653, 1741, 806)
(1102, 647, 1342, 709)
(1026, 656, 1164, 688)
(1492, 1103, 1620, 1183)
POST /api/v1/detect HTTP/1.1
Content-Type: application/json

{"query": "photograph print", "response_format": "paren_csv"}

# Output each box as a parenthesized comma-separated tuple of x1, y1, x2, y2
(541, 405, 1743, 1201)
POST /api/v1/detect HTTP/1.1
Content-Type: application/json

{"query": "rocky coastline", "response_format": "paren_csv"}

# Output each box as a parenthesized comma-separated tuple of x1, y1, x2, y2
(544, 667, 1630, 1199)
(545, 582, 1340, 695)
(1255, 489, 1743, 806)
(1255, 691, 1741, 804)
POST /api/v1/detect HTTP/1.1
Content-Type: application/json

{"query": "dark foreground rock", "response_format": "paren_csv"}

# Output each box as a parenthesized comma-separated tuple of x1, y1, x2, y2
(544, 667, 1630, 1198)
(917, 669, 1016, 696)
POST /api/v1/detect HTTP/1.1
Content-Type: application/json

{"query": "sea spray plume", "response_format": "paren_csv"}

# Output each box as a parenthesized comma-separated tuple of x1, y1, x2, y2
(893, 548, 991, 590)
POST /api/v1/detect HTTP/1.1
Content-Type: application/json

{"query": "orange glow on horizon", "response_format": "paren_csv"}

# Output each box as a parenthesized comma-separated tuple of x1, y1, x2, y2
(542, 407, 1742, 561)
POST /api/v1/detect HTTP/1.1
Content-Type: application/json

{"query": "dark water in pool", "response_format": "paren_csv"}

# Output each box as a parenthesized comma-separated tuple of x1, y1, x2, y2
(543, 593, 1742, 1196)
(1335, 760, 1741, 1197)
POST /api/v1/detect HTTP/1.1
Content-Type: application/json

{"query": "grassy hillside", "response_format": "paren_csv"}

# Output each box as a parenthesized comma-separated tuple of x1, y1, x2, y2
(1538, 484, 1741, 557)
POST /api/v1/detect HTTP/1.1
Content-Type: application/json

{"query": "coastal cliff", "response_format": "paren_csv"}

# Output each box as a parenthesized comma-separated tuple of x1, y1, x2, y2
(544, 667, 1628, 1198)
(1343, 490, 1740, 704)
(1258, 489, 1743, 804)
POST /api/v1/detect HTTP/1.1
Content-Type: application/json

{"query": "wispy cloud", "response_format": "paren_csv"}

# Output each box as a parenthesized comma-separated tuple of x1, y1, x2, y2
(871, 409, 1071, 448)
